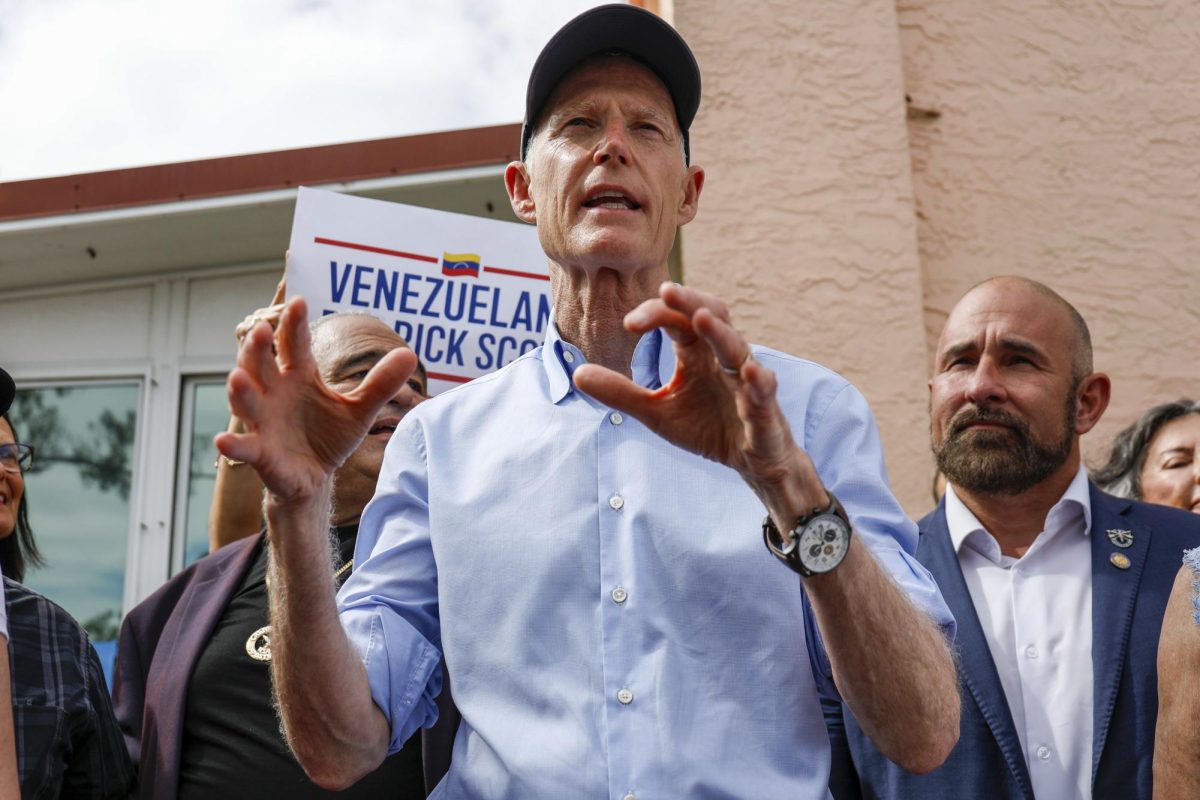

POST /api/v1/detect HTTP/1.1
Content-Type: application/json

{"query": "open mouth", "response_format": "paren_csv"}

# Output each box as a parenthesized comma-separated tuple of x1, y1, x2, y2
(368, 417, 401, 437)
(582, 188, 641, 211)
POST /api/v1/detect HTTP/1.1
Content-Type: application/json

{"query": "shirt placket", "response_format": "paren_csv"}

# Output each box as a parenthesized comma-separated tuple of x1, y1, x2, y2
(1012, 554, 1061, 790)
(595, 403, 643, 800)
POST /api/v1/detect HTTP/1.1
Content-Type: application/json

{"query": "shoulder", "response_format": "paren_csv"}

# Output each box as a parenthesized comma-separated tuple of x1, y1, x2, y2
(916, 502, 948, 532)
(403, 347, 549, 430)
(4, 577, 93, 670)
(751, 345, 849, 397)
(1091, 485, 1200, 544)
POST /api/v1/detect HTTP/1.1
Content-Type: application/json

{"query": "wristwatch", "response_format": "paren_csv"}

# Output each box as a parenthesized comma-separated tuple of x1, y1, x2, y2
(762, 491, 852, 577)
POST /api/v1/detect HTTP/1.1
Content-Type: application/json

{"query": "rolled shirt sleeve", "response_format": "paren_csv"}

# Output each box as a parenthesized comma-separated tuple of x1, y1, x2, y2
(337, 423, 444, 755)
(775, 363, 956, 699)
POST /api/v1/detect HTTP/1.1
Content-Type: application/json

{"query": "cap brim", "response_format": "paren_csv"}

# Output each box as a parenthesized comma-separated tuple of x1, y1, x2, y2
(0, 368, 13, 416)
(521, 4, 700, 160)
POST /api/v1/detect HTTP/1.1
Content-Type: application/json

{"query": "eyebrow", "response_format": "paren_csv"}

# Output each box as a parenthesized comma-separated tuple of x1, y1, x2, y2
(329, 350, 388, 378)
(548, 99, 675, 132)
(939, 337, 1045, 365)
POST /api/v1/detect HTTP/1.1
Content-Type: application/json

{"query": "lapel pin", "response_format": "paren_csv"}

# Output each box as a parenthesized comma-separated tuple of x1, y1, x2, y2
(1110, 552, 1131, 570)
(1107, 529, 1134, 548)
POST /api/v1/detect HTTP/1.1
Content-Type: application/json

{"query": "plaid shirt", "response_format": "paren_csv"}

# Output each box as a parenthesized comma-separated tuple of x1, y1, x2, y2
(5, 578, 134, 799)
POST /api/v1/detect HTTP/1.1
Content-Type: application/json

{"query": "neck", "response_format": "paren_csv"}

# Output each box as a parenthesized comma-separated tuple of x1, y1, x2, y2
(551, 261, 668, 375)
(953, 455, 1081, 558)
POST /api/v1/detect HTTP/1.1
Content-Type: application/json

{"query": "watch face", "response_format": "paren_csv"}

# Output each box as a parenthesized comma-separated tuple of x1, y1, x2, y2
(796, 514, 850, 574)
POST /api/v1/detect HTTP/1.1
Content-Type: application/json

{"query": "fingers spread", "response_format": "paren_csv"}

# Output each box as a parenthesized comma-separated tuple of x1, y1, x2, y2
(275, 297, 313, 374)
(239, 321, 280, 391)
(226, 367, 267, 423)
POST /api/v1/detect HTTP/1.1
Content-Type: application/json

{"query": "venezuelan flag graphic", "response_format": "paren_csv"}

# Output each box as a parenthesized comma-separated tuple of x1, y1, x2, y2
(441, 252, 481, 278)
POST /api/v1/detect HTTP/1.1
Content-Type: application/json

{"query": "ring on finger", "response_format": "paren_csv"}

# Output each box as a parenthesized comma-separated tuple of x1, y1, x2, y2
(720, 353, 751, 376)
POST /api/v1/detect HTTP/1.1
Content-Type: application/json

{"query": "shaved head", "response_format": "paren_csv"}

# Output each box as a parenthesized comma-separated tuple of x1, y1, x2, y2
(960, 276, 1093, 380)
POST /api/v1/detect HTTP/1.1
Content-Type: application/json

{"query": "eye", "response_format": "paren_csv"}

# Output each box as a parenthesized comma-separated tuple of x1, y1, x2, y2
(564, 116, 591, 128)
(1162, 457, 1192, 470)
(407, 379, 425, 395)
(944, 356, 975, 371)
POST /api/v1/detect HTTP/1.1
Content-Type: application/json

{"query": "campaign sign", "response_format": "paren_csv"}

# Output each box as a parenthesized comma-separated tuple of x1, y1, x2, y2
(287, 187, 550, 395)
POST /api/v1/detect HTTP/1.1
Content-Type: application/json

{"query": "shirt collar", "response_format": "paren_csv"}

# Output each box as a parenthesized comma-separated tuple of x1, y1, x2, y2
(541, 314, 676, 404)
(945, 463, 1093, 556)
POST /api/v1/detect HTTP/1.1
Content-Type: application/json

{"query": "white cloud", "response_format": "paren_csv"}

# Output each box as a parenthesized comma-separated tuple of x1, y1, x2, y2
(0, 0, 608, 180)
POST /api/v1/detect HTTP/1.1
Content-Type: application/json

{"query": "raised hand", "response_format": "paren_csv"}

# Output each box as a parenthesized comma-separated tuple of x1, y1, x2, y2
(234, 275, 287, 345)
(572, 282, 822, 506)
(215, 297, 417, 503)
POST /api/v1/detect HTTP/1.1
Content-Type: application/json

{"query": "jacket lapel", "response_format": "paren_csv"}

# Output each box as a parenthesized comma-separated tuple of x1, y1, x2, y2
(1088, 485, 1147, 787)
(144, 535, 263, 798)
(918, 508, 1036, 800)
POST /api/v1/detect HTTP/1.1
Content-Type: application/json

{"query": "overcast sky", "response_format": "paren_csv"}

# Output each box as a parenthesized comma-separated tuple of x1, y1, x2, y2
(0, 0, 608, 182)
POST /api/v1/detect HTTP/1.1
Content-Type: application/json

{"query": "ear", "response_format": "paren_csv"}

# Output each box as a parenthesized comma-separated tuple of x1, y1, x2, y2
(1074, 372, 1111, 435)
(675, 164, 705, 227)
(505, 161, 538, 225)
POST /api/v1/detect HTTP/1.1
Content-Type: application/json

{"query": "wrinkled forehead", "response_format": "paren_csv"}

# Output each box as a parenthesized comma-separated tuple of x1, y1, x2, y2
(937, 281, 1071, 356)
(537, 53, 680, 132)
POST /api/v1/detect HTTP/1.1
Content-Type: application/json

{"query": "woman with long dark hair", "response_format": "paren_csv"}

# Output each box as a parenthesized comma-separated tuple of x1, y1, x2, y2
(0, 412, 43, 583)
(0, 386, 133, 796)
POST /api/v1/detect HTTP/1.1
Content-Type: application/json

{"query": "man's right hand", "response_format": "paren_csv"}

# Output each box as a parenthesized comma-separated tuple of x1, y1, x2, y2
(215, 297, 417, 504)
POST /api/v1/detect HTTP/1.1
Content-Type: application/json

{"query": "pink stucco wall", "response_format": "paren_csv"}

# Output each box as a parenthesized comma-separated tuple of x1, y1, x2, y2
(674, 0, 1199, 515)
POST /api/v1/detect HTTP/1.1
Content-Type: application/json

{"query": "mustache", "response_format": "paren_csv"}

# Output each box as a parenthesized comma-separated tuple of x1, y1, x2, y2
(947, 407, 1029, 438)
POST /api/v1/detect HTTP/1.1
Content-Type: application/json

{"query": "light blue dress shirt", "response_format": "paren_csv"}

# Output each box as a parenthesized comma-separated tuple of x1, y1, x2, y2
(339, 323, 954, 799)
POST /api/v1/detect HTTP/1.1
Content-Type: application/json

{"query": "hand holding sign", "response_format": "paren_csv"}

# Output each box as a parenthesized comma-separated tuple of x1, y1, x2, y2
(572, 282, 827, 513)
(234, 269, 287, 346)
(216, 297, 417, 503)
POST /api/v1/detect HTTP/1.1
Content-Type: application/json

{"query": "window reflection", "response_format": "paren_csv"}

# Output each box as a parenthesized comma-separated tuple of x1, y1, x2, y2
(178, 380, 227, 568)
(10, 384, 140, 644)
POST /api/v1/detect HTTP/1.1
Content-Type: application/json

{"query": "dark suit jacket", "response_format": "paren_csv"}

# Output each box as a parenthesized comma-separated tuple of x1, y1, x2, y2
(113, 534, 262, 799)
(113, 533, 460, 799)
(826, 484, 1200, 800)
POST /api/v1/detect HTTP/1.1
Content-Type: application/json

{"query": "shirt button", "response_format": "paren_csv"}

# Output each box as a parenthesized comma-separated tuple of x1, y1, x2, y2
(617, 688, 634, 705)
(1036, 745, 1052, 761)
(611, 587, 628, 604)
(609, 411, 623, 425)
(563, 350, 575, 363)
(1024, 645, 1038, 659)
(609, 495, 624, 510)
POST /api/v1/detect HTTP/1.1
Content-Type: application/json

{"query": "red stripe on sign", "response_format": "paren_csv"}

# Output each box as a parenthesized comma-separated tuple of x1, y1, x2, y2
(426, 371, 471, 384)
(315, 237, 438, 264)
(483, 265, 550, 281)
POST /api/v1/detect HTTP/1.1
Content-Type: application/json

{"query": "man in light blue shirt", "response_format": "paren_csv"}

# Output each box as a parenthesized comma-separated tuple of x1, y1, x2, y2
(218, 5, 960, 798)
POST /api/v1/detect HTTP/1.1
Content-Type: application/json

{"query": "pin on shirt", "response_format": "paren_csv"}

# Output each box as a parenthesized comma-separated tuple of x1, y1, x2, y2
(1107, 529, 1134, 548)
(1110, 552, 1132, 570)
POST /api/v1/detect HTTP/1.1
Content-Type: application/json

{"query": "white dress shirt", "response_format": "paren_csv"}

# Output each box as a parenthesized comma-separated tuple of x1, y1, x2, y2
(945, 465, 1093, 800)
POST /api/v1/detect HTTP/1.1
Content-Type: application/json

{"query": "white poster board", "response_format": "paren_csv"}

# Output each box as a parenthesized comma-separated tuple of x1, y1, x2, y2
(287, 187, 550, 395)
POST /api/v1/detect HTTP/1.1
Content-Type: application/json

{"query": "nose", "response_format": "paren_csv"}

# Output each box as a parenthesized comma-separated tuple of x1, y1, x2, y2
(593, 118, 630, 166)
(389, 383, 425, 412)
(963, 358, 1007, 406)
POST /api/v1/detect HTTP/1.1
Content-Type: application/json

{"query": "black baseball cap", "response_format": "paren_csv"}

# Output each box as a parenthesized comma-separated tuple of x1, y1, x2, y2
(0, 367, 13, 416)
(520, 4, 701, 163)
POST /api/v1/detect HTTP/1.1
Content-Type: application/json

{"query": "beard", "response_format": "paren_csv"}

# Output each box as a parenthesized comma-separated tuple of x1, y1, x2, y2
(933, 392, 1076, 496)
